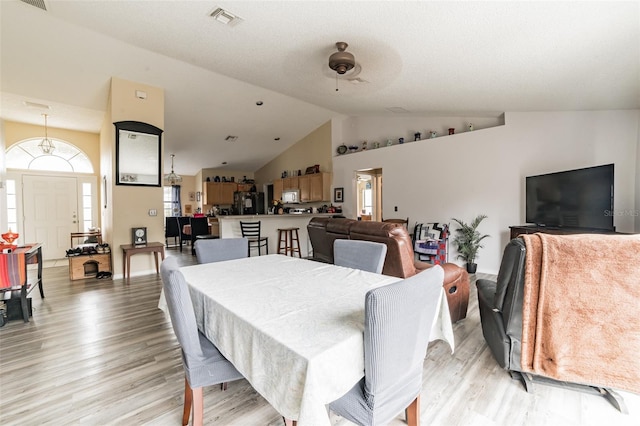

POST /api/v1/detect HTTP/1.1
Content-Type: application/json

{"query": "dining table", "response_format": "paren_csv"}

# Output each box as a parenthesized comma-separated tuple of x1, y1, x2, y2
(161, 255, 454, 426)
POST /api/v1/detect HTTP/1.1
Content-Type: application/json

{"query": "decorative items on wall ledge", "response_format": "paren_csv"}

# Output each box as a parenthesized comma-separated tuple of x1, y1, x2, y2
(336, 121, 488, 156)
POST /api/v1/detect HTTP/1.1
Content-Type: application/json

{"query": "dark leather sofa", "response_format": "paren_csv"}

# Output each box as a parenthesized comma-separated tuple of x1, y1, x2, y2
(307, 217, 470, 322)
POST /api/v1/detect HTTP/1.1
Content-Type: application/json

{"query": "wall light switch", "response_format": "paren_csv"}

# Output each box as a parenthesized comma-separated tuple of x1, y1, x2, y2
(149, 209, 157, 216)
(136, 90, 147, 100)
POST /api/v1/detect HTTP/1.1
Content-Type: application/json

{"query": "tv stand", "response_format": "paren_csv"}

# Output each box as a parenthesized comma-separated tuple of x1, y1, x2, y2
(509, 225, 621, 240)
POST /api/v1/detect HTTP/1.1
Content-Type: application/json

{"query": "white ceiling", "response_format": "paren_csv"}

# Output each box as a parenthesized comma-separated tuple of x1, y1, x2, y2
(1, 1, 638, 176)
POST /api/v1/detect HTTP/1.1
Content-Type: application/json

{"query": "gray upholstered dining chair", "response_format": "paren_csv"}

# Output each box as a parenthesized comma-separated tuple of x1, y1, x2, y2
(333, 240, 387, 274)
(328, 265, 445, 426)
(194, 238, 248, 264)
(160, 257, 244, 426)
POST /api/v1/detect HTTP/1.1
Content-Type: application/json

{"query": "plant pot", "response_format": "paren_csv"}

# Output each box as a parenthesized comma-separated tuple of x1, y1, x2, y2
(466, 263, 477, 274)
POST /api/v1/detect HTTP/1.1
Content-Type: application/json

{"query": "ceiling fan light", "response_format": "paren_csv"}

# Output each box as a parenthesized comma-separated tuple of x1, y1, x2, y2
(329, 42, 355, 75)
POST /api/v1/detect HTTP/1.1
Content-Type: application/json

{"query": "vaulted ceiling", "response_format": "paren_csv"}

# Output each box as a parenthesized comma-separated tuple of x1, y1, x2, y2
(1, 1, 638, 175)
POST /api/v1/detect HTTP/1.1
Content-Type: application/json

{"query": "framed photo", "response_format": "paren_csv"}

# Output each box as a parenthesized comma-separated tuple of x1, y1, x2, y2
(334, 187, 344, 203)
(185, 204, 193, 214)
(196, 191, 201, 202)
(189, 191, 196, 201)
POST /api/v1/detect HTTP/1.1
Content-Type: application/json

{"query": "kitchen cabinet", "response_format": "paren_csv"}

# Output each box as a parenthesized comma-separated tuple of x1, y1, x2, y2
(205, 182, 236, 205)
(299, 175, 311, 202)
(273, 179, 283, 202)
(310, 173, 330, 201)
(283, 176, 299, 190)
(278, 173, 331, 202)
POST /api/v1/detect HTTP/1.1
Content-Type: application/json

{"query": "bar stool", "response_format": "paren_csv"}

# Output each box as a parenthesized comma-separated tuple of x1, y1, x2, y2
(277, 227, 301, 257)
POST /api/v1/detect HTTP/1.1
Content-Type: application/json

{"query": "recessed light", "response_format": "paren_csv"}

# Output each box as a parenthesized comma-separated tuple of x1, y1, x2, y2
(256, 101, 264, 106)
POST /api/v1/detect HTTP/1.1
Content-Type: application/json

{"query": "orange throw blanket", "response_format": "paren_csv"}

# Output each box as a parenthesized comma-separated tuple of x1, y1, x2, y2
(521, 233, 640, 394)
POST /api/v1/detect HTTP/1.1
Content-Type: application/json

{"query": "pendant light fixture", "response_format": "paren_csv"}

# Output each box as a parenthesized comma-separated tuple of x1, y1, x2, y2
(38, 113, 55, 154)
(165, 153, 183, 185)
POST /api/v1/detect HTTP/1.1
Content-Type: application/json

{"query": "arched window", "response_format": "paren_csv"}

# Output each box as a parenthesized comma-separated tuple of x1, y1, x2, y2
(5, 138, 94, 173)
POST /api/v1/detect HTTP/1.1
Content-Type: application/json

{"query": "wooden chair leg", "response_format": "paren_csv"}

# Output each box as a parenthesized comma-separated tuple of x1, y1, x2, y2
(192, 387, 204, 426)
(406, 395, 420, 426)
(182, 377, 192, 426)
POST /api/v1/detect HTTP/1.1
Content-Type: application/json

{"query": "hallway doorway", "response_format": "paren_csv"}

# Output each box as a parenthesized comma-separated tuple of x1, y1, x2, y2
(355, 168, 382, 221)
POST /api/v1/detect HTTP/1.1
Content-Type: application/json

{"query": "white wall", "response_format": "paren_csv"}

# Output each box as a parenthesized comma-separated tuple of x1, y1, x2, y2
(636, 110, 640, 233)
(0, 119, 6, 230)
(332, 111, 639, 274)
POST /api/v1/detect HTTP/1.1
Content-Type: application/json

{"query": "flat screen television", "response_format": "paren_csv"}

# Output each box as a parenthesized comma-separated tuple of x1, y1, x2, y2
(525, 164, 614, 231)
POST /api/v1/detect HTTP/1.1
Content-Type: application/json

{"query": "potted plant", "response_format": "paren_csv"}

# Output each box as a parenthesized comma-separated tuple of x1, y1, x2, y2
(451, 215, 490, 274)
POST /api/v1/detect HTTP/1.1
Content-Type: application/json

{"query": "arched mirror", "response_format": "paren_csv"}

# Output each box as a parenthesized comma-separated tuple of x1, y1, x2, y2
(115, 121, 163, 187)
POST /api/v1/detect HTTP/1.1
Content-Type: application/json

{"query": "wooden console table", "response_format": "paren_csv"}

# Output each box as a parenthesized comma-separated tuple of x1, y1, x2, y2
(509, 225, 623, 240)
(0, 243, 44, 322)
(120, 242, 165, 282)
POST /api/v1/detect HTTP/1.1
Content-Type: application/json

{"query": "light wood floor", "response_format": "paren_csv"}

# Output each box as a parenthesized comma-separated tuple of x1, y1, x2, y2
(1, 249, 638, 425)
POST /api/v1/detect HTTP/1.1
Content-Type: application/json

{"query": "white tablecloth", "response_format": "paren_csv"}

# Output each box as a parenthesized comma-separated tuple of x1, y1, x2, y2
(162, 255, 454, 426)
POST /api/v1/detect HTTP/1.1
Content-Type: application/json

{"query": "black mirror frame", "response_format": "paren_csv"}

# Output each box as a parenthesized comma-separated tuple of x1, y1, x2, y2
(114, 121, 163, 187)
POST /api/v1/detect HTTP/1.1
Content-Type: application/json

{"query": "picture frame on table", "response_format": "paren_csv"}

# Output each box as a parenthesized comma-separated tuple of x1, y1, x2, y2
(334, 187, 344, 203)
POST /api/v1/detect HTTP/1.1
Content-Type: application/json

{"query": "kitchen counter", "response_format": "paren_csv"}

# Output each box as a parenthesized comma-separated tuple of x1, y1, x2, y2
(217, 213, 337, 257)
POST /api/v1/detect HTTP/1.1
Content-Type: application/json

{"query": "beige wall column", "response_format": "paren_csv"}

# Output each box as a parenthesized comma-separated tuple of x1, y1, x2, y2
(103, 77, 165, 279)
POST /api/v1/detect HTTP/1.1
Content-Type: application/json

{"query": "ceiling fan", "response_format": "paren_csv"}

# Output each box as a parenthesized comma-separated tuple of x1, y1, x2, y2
(327, 42, 366, 89)
(328, 42, 355, 75)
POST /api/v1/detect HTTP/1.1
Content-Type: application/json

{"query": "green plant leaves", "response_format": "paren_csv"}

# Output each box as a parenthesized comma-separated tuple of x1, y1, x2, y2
(451, 215, 490, 264)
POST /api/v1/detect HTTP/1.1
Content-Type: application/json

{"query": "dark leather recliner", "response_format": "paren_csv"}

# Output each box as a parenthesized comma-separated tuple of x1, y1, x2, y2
(476, 238, 526, 370)
(308, 217, 470, 323)
(476, 238, 628, 412)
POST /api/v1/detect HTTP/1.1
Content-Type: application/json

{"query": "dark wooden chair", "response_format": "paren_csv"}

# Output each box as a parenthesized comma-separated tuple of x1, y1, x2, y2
(177, 216, 191, 252)
(240, 221, 268, 256)
(165, 216, 180, 247)
(189, 217, 210, 255)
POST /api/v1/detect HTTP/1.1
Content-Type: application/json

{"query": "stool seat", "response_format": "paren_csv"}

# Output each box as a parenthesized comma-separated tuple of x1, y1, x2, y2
(277, 227, 301, 257)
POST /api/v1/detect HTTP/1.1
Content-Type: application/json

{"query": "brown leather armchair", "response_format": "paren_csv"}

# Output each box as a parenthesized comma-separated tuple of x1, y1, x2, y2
(308, 217, 470, 322)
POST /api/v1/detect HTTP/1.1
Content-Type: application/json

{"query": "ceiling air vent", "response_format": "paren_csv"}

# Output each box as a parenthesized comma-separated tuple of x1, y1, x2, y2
(23, 101, 50, 110)
(19, 0, 47, 11)
(385, 107, 411, 114)
(209, 7, 242, 26)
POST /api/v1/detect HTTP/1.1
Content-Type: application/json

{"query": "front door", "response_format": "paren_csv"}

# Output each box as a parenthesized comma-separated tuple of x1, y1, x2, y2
(23, 175, 79, 259)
